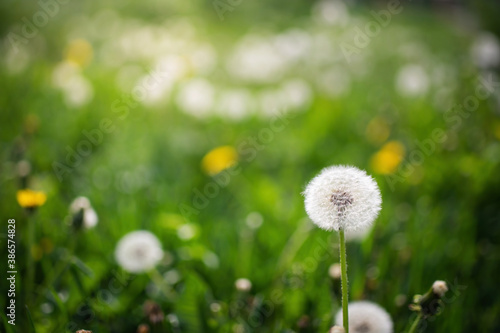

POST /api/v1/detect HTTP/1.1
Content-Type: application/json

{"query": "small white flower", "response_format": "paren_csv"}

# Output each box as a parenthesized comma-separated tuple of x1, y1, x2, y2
(227, 35, 288, 83)
(235, 278, 252, 292)
(216, 89, 253, 120)
(335, 301, 393, 333)
(432, 280, 448, 297)
(395, 64, 429, 97)
(471, 32, 500, 69)
(176, 78, 215, 118)
(280, 79, 312, 110)
(246, 212, 263, 229)
(303, 165, 381, 232)
(70, 196, 98, 229)
(312, 0, 350, 27)
(203, 251, 220, 269)
(115, 231, 163, 273)
(177, 224, 197, 241)
(329, 263, 342, 279)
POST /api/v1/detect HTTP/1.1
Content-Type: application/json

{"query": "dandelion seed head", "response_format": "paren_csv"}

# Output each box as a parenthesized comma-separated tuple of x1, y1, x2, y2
(70, 196, 91, 212)
(235, 278, 252, 292)
(70, 196, 98, 229)
(432, 280, 448, 297)
(335, 301, 393, 333)
(395, 64, 429, 97)
(471, 32, 500, 69)
(303, 165, 381, 232)
(115, 231, 163, 273)
(329, 263, 342, 279)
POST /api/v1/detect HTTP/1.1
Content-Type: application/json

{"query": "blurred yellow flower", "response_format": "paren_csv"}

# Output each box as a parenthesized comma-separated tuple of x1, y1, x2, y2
(201, 146, 238, 176)
(65, 39, 93, 67)
(370, 141, 405, 174)
(494, 121, 500, 140)
(366, 117, 390, 145)
(31, 244, 43, 261)
(24, 114, 40, 134)
(40, 237, 54, 254)
(16, 189, 47, 208)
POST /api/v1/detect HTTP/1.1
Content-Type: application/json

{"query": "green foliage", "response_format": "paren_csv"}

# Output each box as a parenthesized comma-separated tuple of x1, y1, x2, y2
(1, 1, 500, 332)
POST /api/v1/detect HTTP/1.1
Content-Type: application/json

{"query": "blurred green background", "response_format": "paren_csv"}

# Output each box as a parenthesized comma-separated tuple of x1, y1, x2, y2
(1, 0, 500, 332)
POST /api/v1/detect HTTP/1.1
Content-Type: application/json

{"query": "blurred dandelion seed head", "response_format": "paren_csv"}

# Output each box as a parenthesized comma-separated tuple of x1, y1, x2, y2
(303, 165, 381, 232)
(471, 32, 500, 69)
(329, 263, 342, 279)
(246, 212, 263, 229)
(396, 64, 429, 97)
(115, 231, 163, 273)
(335, 301, 393, 333)
(70, 196, 98, 229)
(235, 278, 252, 292)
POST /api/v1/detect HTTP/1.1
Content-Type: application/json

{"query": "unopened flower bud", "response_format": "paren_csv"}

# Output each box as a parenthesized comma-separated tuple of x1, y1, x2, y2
(432, 280, 448, 298)
(137, 324, 149, 333)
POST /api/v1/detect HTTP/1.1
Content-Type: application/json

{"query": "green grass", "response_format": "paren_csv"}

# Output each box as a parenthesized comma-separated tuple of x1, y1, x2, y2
(1, 1, 500, 332)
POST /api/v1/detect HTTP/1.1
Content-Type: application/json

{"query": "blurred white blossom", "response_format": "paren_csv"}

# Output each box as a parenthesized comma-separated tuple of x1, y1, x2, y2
(396, 64, 429, 97)
(471, 32, 500, 69)
(115, 231, 163, 273)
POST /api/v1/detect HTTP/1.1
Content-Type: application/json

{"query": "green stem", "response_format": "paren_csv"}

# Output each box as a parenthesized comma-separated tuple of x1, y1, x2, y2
(149, 268, 175, 300)
(27, 215, 35, 306)
(339, 228, 349, 333)
(408, 313, 422, 333)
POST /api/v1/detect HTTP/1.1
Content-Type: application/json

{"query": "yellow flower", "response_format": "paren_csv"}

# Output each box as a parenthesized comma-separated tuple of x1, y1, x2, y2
(16, 189, 47, 208)
(494, 121, 500, 141)
(31, 244, 43, 261)
(370, 141, 405, 174)
(65, 39, 93, 67)
(366, 117, 390, 145)
(40, 237, 54, 254)
(201, 146, 238, 176)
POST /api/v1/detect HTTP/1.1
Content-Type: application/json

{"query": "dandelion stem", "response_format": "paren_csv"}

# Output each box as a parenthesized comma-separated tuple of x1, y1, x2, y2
(408, 313, 422, 333)
(27, 214, 35, 306)
(339, 228, 349, 333)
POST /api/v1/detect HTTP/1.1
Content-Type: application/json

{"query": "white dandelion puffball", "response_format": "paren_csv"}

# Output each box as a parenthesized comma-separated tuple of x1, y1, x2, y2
(432, 280, 448, 297)
(69, 196, 98, 229)
(335, 301, 393, 333)
(395, 64, 429, 97)
(303, 165, 381, 232)
(235, 278, 252, 292)
(471, 32, 500, 69)
(115, 231, 163, 273)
